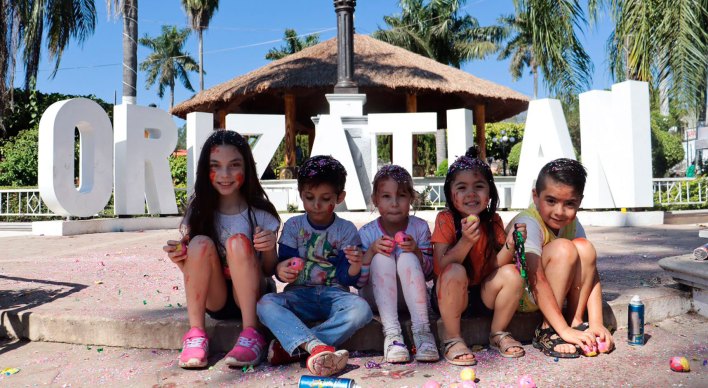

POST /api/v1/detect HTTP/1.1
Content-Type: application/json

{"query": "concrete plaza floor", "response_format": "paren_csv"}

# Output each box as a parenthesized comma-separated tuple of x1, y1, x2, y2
(0, 220, 707, 387)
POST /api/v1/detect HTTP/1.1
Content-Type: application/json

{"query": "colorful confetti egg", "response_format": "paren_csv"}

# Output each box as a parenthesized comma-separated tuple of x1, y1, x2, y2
(670, 356, 691, 372)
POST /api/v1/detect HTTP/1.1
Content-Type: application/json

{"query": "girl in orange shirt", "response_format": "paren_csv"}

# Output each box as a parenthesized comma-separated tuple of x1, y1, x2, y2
(431, 146, 526, 365)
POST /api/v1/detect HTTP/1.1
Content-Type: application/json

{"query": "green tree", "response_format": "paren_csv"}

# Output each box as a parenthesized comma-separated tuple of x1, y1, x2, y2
(500, 0, 593, 99)
(15, 0, 97, 90)
(266, 29, 320, 60)
(139, 25, 199, 108)
(507, 141, 523, 175)
(181, 0, 219, 91)
(372, 0, 503, 68)
(106, 0, 139, 104)
(606, 0, 708, 115)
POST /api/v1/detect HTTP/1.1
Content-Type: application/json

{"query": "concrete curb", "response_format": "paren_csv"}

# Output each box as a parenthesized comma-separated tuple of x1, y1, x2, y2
(0, 286, 691, 352)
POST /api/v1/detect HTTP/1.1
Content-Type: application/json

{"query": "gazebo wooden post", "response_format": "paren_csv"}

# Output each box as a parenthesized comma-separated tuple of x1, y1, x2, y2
(473, 104, 486, 161)
(284, 93, 297, 168)
(407, 93, 418, 167)
(217, 109, 227, 129)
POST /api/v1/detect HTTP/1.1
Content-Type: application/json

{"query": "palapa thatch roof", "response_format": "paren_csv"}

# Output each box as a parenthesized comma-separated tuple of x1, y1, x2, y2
(171, 34, 529, 126)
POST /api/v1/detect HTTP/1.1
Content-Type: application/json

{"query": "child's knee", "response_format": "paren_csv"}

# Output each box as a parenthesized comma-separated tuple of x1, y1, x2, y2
(498, 264, 523, 289)
(440, 263, 467, 286)
(397, 252, 421, 268)
(225, 234, 254, 258)
(545, 239, 580, 266)
(188, 235, 217, 259)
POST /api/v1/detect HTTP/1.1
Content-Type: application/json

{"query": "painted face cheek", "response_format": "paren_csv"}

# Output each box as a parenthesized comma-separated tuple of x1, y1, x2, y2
(328, 203, 334, 212)
(209, 170, 216, 183)
(235, 172, 244, 186)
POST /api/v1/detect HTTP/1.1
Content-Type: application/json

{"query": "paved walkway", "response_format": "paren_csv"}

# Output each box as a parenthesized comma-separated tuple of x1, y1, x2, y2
(0, 220, 706, 386)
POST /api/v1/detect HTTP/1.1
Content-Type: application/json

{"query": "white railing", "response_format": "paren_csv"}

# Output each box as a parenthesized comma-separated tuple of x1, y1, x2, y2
(2, 177, 706, 217)
(653, 178, 707, 205)
(0, 189, 55, 216)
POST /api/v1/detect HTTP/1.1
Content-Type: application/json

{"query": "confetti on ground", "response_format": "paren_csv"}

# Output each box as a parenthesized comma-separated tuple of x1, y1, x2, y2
(94, 280, 103, 285)
(365, 360, 381, 369)
(242, 365, 254, 373)
(1, 368, 20, 376)
(143, 300, 147, 305)
(97, 348, 103, 353)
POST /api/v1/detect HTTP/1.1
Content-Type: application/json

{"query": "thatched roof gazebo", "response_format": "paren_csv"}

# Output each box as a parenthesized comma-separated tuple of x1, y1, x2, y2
(171, 34, 529, 168)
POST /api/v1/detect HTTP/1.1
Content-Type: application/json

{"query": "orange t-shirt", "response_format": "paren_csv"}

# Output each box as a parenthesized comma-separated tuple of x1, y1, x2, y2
(431, 210, 506, 286)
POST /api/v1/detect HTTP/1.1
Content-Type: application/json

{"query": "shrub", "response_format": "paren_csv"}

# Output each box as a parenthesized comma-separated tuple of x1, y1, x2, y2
(435, 159, 448, 177)
(169, 154, 187, 187)
(0, 127, 39, 186)
(651, 127, 684, 177)
(507, 142, 522, 175)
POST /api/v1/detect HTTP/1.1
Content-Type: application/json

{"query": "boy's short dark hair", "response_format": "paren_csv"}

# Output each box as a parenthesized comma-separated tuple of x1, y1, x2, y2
(297, 155, 347, 194)
(535, 158, 587, 195)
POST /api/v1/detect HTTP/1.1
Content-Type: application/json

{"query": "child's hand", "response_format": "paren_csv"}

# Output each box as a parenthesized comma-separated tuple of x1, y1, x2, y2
(589, 324, 615, 353)
(397, 233, 417, 252)
(276, 259, 300, 283)
(506, 222, 527, 250)
(163, 239, 187, 263)
(344, 245, 363, 265)
(370, 236, 395, 256)
(460, 215, 481, 245)
(253, 226, 276, 252)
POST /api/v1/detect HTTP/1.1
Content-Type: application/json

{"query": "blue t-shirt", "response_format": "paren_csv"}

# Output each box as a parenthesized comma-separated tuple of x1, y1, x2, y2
(278, 214, 362, 289)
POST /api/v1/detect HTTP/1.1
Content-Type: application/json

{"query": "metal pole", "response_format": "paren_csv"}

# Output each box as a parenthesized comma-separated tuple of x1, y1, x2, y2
(333, 0, 357, 93)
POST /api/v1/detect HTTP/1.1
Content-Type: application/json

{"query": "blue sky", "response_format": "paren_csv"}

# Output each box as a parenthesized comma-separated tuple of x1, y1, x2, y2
(26, 0, 616, 113)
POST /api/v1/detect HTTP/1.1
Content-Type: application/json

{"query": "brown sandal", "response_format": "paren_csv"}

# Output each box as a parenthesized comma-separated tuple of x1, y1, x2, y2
(442, 337, 477, 366)
(489, 331, 525, 358)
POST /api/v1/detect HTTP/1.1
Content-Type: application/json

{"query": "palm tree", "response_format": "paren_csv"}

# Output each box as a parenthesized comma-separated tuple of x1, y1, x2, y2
(265, 29, 320, 60)
(181, 0, 219, 91)
(106, 0, 138, 104)
(500, 0, 593, 99)
(373, 0, 503, 68)
(15, 0, 97, 90)
(607, 0, 708, 116)
(139, 25, 198, 108)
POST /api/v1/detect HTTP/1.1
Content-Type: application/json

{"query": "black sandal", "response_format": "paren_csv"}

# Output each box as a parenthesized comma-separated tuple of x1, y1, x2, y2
(532, 324, 580, 358)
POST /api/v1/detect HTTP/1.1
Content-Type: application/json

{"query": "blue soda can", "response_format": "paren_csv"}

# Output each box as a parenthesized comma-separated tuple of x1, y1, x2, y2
(298, 375, 361, 388)
(628, 295, 644, 345)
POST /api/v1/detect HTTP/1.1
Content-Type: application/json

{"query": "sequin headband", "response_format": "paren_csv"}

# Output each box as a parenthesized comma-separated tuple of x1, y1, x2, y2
(446, 155, 491, 180)
(209, 129, 248, 149)
(374, 164, 411, 184)
(299, 155, 347, 177)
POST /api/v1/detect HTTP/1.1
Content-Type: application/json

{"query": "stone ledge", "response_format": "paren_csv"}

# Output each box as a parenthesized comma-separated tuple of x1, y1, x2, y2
(658, 254, 708, 290)
(1, 286, 690, 352)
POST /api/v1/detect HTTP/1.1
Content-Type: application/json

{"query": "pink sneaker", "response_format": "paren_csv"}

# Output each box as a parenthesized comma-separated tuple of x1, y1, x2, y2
(224, 327, 266, 366)
(178, 327, 209, 368)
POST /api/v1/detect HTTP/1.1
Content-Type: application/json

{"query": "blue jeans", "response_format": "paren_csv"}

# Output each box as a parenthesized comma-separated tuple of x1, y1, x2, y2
(257, 286, 373, 356)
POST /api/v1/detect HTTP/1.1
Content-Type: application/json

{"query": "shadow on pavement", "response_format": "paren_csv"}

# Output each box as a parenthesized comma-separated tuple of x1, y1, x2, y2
(0, 275, 87, 356)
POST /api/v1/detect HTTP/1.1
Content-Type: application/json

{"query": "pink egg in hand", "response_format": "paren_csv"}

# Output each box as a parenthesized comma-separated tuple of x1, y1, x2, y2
(518, 375, 536, 388)
(583, 344, 598, 357)
(466, 215, 479, 224)
(670, 356, 691, 372)
(289, 257, 304, 271)
(422, 380, 441, 388)
(460, 381, 477, 388)
(597, 337, 610, 353)
(394, 231, 407, 244)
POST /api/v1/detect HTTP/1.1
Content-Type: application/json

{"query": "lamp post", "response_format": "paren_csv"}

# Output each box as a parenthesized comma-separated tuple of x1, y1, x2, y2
(493, 130, 516, 176)
(333, 0, 357, 93)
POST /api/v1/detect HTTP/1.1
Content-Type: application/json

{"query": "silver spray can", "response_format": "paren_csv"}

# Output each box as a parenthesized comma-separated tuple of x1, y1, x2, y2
(628, 295, 644, 345)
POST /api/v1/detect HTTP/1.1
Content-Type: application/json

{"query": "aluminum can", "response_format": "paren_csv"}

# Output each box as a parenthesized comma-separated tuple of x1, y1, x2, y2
(628, 295, 644, 345)
(298, 375, 360, 388)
